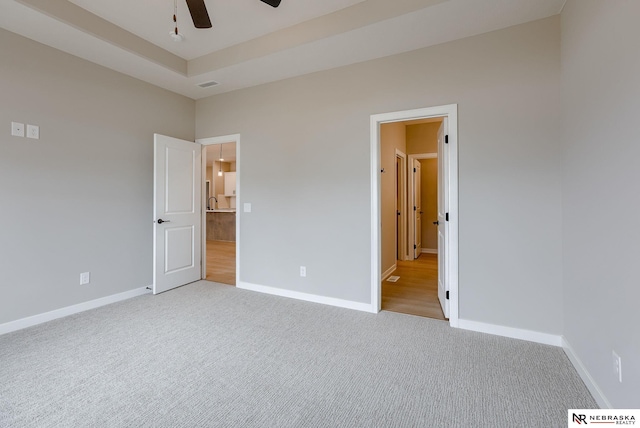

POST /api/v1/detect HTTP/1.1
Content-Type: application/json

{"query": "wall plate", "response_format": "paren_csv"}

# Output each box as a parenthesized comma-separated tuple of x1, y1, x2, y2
(11, 122, 24, 137)
(27, 124, 39, 139)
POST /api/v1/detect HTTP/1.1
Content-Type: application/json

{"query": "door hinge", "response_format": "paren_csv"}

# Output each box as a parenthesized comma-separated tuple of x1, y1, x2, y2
(446, 290, 450, 300)
(413, 167, 416, 173)
(414, 206, 416, 211)
(414, 244, 417, 249)
(446, 212, 449, 221)
(445, 135, 449, 144)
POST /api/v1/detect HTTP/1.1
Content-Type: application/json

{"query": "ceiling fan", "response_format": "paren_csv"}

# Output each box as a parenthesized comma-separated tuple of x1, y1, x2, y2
(185, 0, 282, 29)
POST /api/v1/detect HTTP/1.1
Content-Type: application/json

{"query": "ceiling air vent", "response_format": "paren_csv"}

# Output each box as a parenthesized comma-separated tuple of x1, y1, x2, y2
(197, 80, 219, 88)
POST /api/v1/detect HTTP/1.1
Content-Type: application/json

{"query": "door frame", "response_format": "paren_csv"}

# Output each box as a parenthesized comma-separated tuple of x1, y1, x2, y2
(395, 149, 408, 261)
(196, 134, 241, 283)
(370, 105, 459, 327)
(408, 153, 437, 259)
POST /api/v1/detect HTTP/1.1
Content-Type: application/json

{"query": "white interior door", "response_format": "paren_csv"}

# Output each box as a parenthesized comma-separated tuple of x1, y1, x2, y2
(153, 134, 202, 294)
(437, 119, 449, 318)
(413, 159, 422, 258)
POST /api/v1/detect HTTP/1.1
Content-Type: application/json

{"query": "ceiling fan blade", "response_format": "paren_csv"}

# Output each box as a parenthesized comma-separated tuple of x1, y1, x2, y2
(185, 0, 212, 28)
(260, 0, 282, 7)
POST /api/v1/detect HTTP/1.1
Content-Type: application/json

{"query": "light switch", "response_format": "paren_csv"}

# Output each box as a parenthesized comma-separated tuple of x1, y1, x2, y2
(80, 272, 90, 285)
(244, 203, 252, 213)
(27, 124, 39, 139)
(11, 122, 24, 137)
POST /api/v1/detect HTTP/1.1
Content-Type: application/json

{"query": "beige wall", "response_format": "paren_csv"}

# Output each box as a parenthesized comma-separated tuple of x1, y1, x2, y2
(0, 29, 195, 324)
(380, 122, 406, 275)
(406, 122, 440, 154)
(195, 16, 563, 333)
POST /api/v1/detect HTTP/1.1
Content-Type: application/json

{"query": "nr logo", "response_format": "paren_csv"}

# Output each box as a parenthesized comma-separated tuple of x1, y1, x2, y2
(573, 413, 588, 424)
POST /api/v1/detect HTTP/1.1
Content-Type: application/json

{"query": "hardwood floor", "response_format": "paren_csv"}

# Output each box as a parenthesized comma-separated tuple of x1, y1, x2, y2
(381, 253, 446, 320)
(206, 240, 236, 285)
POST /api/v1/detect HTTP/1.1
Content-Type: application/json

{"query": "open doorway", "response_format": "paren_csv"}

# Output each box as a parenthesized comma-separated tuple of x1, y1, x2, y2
(371, 105, 458, 326)
(197, 135, 240, 286)
(380, 119, 443, 320)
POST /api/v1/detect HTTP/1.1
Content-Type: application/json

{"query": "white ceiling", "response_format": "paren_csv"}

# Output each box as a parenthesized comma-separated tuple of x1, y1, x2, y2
(68, 0, 367, 60)
(0, 0, 565, 100)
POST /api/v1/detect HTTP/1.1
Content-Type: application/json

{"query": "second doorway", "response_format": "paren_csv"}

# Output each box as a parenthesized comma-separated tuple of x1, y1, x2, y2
(202, 138, 238, 286)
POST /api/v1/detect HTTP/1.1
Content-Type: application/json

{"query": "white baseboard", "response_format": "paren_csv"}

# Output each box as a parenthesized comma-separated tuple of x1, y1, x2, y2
(457, 319, 563, 347)
(381, 264, 397, 281)
(0, 286, 151, 336)
(237, 281, 376, 313)
(421, 248, 437, 254)
(457, 321, 609, 406)
(562, 336, 611, 409)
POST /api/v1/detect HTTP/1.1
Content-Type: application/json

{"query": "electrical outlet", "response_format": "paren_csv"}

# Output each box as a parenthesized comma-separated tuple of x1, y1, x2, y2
(26, 124, 39, 139)
(612, 350, 622, 383)
(80, 272, 91, 285)
(11, 122, 24, 137)
(300, 266, 306, 277)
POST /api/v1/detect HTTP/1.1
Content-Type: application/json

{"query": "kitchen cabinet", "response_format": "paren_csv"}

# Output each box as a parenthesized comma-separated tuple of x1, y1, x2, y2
(224, 172, 236, 197)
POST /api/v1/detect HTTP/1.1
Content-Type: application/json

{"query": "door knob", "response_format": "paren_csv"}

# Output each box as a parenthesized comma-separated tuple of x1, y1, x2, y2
(157, 219, 171, 224)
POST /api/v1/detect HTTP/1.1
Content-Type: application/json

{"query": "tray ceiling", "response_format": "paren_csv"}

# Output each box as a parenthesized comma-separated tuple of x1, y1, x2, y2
(0, 0, 565, 99)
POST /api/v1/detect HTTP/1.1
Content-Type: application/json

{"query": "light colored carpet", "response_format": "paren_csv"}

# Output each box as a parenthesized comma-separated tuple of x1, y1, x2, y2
(0, 281, 597, 427)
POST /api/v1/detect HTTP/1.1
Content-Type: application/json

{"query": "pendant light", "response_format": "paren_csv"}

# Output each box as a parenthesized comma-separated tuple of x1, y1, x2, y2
(170, 0, 184, 42)
(218, 144, 223, 176)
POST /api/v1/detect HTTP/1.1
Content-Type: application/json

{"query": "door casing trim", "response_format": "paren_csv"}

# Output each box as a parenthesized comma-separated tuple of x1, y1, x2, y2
(370, 105, 458, 327)
(395, 149, 408, 261)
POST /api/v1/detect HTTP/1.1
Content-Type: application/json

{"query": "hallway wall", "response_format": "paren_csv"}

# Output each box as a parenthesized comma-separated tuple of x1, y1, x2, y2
(380, 122, 407, 275)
